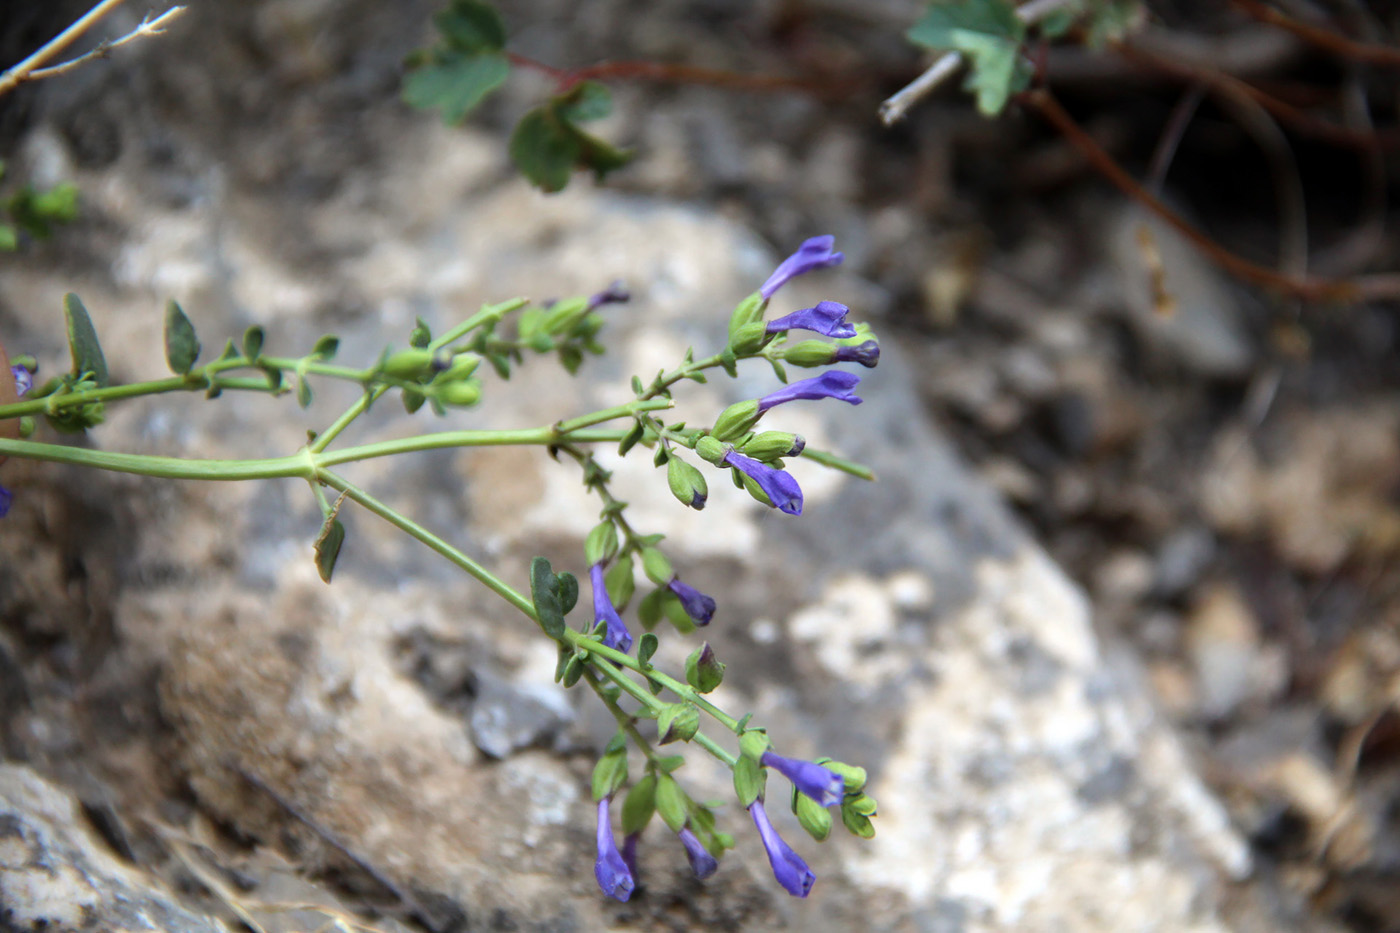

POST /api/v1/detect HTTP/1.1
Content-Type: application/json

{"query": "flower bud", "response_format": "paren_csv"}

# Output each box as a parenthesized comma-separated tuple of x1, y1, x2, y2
(542, 296, 590, 335)
(436, 354, 481, 381)
(380, 348, 437, 380)
(740, 431, 805, 461)
(712, 400, 760, 442)
(657, 703, 700, 744)
(727, 291, 767, 343)
(794, 791, 832, 841)
(433, 378, 482, 407)
(780, 340, 839, 368)
(685, 642, 725, 693)
(666, 456, 708, 509)
(640, 547, 673, 586)
(695, 435, 730, 464)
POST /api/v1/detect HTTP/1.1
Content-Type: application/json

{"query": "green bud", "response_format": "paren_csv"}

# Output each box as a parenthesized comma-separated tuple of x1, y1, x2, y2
(739, 730, 771, 761)
(640, 547, 673, 585)
(380, 348, 436, 380)
(728, 321, 768, 355)
(849, 792, 879, 816)
(436, 353, 481, 381)
(433, 378, 482, 407)
(695, 435, 729, 464)
(585, 522, 619, 567)
(819, 760, 868, 793)
(18, 415, 34, 438)
(739, 431, 804, 462)
(781, 339, 839, 367)
(712, 400, 761, 442)
(657, 703, 700, 744)
(666, 456, 708, 510)
(685, 642, 725, 693)
(727, 291, 767, 343)
(794, 790, 832, 841)
(655, 774, 689, 832)
(841, 801, 876, 839)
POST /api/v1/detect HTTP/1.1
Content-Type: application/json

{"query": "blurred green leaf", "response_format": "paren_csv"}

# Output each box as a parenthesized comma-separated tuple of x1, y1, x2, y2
(403, 52, 509, 124)
(435, 0, 506, 52)
(314, 515, 346, 583)
(164, 300, 201, 374)
(907, 0, 1029, 116)
(63, 293, 108, 387)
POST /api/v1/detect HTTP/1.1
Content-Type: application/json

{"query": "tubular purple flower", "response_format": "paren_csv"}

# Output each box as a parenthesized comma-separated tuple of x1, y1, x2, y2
(748, 799, 815, 898)
(677, 827, 719, 880)
(667, 577, 716, 626)
(0, 486, 10, 519)
(11, 366, 32, 397)
(590, 563, 634, 654)
(595, 797, 635, 902)
(760, 751, 845, 807)
(760, 236, 844, 300)
(589, 280, 631, 310)
(755, 371, 862, 413)
(833, 340, 880, 368)
(720, 449, 803, 516)
(765, 301, 857, 339)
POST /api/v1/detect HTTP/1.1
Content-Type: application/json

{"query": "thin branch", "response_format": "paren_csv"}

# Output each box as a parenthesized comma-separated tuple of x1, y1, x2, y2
(1229, 0, 1400, 68)
(880, 0, 1078, 125)
(506, 51, 849, 99)
(0, 3, 186, 97)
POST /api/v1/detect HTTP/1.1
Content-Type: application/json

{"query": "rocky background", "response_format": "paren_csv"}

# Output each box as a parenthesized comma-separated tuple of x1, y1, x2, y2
(2, 2, 1398, 932)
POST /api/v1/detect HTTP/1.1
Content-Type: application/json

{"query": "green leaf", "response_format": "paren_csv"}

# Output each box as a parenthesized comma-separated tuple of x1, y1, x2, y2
(656, 754, 685, 773)
(655, 774, 688, 832)
(1085, 0, 1141, 46)
(591, 749, 628, 801)
(402, 52, 510, 124)
(243, 325, 265, 362)
(841, 800, 876, 838)
(435, 0, 506, 52)
(409, 318, 432, 349)
(63, 293, 108, 386)
(311, 334, 340, 360)
(907, 0, 1029, 116)
(0, 224, 16, 250)
(739, 730, 771, 761)
(314, 515, 345, 583)
(636, 632, 659, 668)
(555, 80, 612, 123)
(621, 775, 657, 835)
(7, 183, 78, 239)
(733, 755, 766, 808)
(557, 570, 579, 616)
(163, 300, 200, 374)
(605, 553, 636, 611)
(509, 106, 580, 193)
(529, 556, 567, 640)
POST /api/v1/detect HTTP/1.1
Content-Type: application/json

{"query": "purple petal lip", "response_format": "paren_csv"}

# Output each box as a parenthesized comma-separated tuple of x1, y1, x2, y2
(678, 827, 718, 880)
(760, 236, 844, 300)
(766, 301, 856, 339)
(721, 450, 803, 516)
(668, 577, 716, 625)
(756, 370, 863, 413)
(760, 751, 845, 807)
(595, 798, 636, 902)
(749, 800, 815, 898)
(590, 562, 634, 654)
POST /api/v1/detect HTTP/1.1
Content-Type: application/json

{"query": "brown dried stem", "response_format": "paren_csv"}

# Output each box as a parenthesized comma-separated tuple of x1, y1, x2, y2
(1229, 0, 1400, 68)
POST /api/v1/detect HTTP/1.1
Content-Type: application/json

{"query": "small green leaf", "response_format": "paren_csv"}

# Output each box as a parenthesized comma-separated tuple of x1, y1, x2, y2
(555, 80, 613, 123)
(655, 774, 688, 832)
(621, 774, 657, 835)
(63, 293, 108, 386)
(656, 755, 684, 773)
(591, 748, 628, 801)
(311, 334, 340, 359)
(402, 52, 510, 124)
(409, 318, 432, 349)
(314, 515, 345, 583)
(435, 0, 506, 52)
(163, 300, 200, 374)
(509, 106, 579, 193)
(560, 653, 584, 687)
(907, 0, 1030, 116)
(242, 325, 265, 362)
(529, 556, 567, 640)
(296, 376, 314, 408)
(637, 632, 659, 668)
(733, 755, 766, 807)
(557, 570, 579, 615)
(605, 553, 636, 611)
(638, 587, 664, 632)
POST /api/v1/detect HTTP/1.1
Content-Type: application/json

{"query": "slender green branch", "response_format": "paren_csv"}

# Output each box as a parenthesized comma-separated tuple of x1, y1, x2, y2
(584, 652, 737, 768)
(310, 386, 387, 454)
(0, 438, 310, 481)
(799, 446, 875, 481)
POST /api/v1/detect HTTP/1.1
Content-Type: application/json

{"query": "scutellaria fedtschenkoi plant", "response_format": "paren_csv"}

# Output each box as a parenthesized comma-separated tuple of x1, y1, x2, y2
(0, 236, 879, 900)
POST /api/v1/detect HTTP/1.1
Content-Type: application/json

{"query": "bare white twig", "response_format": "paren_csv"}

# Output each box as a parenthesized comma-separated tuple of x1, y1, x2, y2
(0, 2, 187, 98)
(879, 0, 1080, 126)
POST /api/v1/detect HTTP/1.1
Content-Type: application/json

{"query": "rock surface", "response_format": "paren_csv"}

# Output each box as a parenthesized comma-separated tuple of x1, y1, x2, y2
(0, 4, 1301, 932)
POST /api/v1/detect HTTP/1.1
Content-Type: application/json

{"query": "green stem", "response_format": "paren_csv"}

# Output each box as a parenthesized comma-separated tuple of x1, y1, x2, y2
(584, 654, 736, 768)
(310, 385, 387, 454)
(429, 297, 530, 350)
(0, 438, 311, 481)
(581, 667, 667, 767)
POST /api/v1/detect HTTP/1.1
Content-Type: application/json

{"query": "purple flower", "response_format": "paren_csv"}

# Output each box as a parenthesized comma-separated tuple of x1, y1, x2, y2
(0, 486, 10, 518)
(595, 797, 635, 902)
(721, 449, 803, 516)
(756, 371, 862, 414)
(833, 340, 880, 368)
(760, 751, 844, 807)
(11, 366, 32, 397)
(760, 236, 844, 300)
(766, 301, 856, 339)
(667, 577, 715, 626)
(748, 799, 815, 898)
(678, 827, 718, 880)
(589, 281, 631, 310)
(590, 563, 634, 654)
(621, 831, 640, 879)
